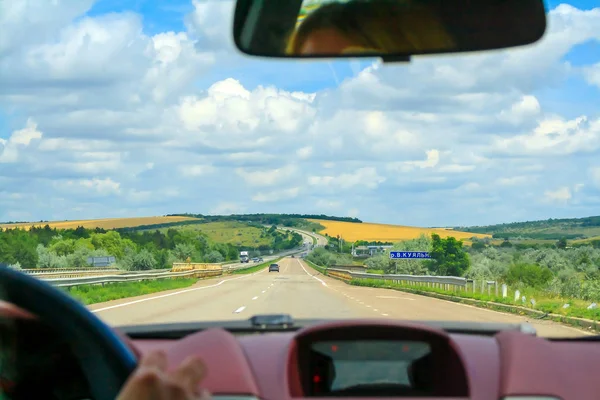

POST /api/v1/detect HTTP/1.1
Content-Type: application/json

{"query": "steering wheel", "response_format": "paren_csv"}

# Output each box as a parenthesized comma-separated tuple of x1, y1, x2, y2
(0, 265, 138, 400)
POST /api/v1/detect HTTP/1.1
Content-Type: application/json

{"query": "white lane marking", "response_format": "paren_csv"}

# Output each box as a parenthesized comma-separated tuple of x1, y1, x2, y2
(381, 313, 389, 316)
(234, 306, 246, 313)
(92, 268, 266, 313)
(365, 305, 371, 308)
(373, 309, 378, 312)
(262, 290, 266, 293)
(252, 296, 258, 300)
(376, 295, 414, 301)
(297, 259, 327, 286)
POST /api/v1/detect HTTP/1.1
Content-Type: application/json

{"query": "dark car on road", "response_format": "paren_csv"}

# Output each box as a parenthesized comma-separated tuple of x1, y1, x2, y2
(268, 263, 279, 272)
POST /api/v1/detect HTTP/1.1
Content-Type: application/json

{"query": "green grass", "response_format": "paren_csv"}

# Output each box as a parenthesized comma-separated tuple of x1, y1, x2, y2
(65, 278, 198, 305)
(365, 269, 385, 274)
(156, 221, 272, 247)
(303, 261, 600, 324)
(293, 220, 326, 234)
(350, 278, 600, 321)
(572, 235, 600, 245)
(231, 257, 284, 275)
(304, 259, 327, 274)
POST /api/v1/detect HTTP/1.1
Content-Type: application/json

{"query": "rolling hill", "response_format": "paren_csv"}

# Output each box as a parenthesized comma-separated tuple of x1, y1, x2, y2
(309, 219, 490, 242)
(454, 215, 600, 241)
(0, 216, 200, 231)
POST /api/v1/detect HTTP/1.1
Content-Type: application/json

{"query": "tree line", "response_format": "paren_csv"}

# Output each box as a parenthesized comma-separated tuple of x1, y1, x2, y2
(167, 213, 362, 225)
(0, 224, 302, 271)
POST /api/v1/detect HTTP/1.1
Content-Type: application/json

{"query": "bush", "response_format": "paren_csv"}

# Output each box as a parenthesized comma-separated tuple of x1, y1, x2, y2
(504, 263, 553, 288)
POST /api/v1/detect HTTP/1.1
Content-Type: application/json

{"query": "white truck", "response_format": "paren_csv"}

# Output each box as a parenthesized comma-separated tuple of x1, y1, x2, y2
(240, 251, 249, 263)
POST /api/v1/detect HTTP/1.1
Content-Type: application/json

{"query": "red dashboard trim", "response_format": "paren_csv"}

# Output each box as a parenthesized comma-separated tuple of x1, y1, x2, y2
(111, 324, 600, 400)
(497, 331, 600, 400)
(164, 327, 261, 396)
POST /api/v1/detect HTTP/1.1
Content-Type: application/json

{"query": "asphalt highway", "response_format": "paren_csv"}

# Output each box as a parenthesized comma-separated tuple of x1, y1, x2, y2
(90, 257, 590, 338)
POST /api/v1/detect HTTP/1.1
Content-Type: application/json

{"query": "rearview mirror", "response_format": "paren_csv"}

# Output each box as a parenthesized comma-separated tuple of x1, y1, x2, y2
(233, 0, 547, 60)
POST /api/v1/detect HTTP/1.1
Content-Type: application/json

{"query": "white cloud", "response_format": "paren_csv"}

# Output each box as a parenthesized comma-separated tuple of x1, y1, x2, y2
(210, 202, 245, 215)
(387, 150, 440, 173)
(496, 176, 533, 186)
(179, 164, 216, 177)
(316, 199, 342, 209)
(544, 186, 572, 204)
(55, 178, 121, 196)
(308, 167, 386, 190)
(297, 146, 313, 159)
(1, 2, 600, 226)
(590, 167, 600, 188)
(491, 115, 600, 156)
(236, 165, 298, 187)
(0, 118, 42, 163)
(252, 187, 300, 202)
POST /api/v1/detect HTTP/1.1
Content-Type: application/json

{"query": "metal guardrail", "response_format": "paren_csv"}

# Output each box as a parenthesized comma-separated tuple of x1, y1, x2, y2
(24, 267, 120, 275)
(35, 247, 307, 288)
(24, 250, 299, 280)
(46, 269, 223, 288)
(326, 268, 469, 289)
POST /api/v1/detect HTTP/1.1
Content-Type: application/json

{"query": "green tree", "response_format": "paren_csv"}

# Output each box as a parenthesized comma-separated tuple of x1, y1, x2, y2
(205, 250, 224, 263)
(503, 263, 553, 287)
(173, 243, 195, 261)
(130, 249, 156, 271)
(428, 234, 470, 276)
(556, 237, 568, 249)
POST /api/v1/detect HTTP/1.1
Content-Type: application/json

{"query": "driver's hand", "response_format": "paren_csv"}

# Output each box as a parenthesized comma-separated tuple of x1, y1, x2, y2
(117, 350, 211, 400)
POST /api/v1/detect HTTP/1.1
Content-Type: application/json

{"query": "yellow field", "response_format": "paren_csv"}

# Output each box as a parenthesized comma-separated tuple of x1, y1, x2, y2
(308, 219, 490, 242)
(0, 216, 200, 231)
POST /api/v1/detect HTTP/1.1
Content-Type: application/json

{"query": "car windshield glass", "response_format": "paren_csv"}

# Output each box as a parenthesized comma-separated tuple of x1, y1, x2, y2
(1, 0, 599, 339)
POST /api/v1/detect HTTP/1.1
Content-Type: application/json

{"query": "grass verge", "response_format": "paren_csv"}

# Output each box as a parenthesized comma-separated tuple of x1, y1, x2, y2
(304, 259, 326, 274)
(65, 278, 198, 305)
(350, 279, 600, 321)
(304, 261, 600, 332)
(350, 279, 599, 332)
(230, 257, 284, 275)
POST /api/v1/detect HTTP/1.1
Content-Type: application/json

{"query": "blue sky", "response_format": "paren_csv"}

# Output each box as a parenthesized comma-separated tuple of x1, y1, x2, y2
(1, 0, 600, 227)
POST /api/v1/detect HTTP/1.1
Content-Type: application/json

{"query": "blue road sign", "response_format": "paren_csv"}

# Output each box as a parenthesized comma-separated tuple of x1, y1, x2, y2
(389, 251, 430, 259)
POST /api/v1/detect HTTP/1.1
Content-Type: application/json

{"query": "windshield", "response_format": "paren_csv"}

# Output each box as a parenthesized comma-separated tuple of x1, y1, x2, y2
(1, 0, 599, 339)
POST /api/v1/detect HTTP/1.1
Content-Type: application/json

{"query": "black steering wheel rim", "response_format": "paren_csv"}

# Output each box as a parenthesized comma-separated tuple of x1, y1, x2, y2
(0, 264, 137, 400)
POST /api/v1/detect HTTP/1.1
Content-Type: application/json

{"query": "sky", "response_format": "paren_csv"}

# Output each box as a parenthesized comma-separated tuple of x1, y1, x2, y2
(1, 0, 600, 227)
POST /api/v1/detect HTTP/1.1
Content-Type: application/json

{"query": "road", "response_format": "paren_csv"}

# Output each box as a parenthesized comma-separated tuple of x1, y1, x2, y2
(222, 248, 300, 271)
(90, 257, 589, 338)
(282, 227, 328, 246)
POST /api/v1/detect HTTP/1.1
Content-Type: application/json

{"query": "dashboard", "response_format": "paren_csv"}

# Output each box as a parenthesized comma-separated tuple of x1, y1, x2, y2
(127, 319, 600, 400)
(2, 311, 600, 400)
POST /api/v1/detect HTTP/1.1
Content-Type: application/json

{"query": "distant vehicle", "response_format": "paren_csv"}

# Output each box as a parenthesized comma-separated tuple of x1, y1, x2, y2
(252, 257, 260, 263)
(268, 263, 279, 272)
(291, 255, 295, 258)
(240, 251, 249, 263)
